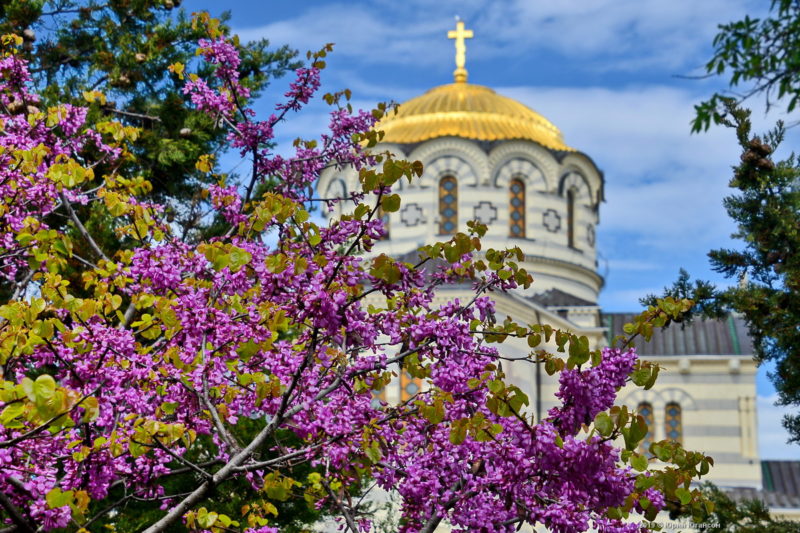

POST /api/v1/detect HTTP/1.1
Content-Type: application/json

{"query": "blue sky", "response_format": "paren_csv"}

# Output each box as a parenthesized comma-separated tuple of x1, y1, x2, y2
(189, 0, 797, 459)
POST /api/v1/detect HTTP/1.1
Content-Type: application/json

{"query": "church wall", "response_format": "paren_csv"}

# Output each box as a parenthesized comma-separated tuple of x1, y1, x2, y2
(618, 356, 761, 488)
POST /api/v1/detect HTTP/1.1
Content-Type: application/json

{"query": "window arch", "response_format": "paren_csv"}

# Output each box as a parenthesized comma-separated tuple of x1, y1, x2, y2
(566, 187, 576, 248)
(665, 403, 683, 444)
(509, 177, 525, 238)
(638, 402, 655, 455)
(438, 176, 458, 234)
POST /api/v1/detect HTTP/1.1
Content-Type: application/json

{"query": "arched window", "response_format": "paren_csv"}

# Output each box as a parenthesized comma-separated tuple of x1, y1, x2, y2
(438, 176, 458, 235)
(665, 403, 683, 444)
(509, 178, 525, 238)
(638, 402, 655, 455)
(566, 188, 576, 248)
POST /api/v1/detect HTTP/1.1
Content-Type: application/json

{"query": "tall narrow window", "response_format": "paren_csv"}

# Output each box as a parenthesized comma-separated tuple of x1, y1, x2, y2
(326, 178, 347, 218)
(371, 387, 386, 408)
(377, 205, 389, 240)
(509, 178, 525, 238)
(400, 370, 422, 402)
(566, 188, 576, 248)
(439, 176, 458, 234)
(638, 402, 655, 455)
(665, 403, 683, 444)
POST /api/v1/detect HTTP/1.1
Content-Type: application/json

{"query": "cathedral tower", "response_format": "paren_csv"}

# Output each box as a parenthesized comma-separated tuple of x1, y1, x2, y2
(320, 20, 604, 324)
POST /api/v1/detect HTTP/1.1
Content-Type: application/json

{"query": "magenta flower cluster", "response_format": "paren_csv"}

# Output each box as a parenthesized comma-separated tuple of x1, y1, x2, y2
(0, 29, 680, 533)
(551, 347, 638, 435)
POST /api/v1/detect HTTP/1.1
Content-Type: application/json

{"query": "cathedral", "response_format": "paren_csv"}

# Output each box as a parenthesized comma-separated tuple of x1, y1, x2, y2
(318, 20, 798, 525)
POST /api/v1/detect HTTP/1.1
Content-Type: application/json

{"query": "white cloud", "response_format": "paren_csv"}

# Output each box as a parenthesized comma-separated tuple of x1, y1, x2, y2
(758, 394, 798, 459)
(499, 85, 735, 181)
(500, 85, 741, 250)
(478, 0, 762, 70)
(234, 4, 450, 67)
(234, 0, 765, 73)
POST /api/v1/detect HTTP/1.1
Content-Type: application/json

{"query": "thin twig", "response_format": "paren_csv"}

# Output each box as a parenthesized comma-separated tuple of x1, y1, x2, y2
(321, 478, 360, 533)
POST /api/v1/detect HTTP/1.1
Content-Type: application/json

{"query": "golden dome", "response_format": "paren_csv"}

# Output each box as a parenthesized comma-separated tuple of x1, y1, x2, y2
(377, 82, 574, 151)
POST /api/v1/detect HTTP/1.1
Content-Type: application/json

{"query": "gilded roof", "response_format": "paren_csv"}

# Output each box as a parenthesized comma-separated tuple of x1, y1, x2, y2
(376, 82, 574, 151)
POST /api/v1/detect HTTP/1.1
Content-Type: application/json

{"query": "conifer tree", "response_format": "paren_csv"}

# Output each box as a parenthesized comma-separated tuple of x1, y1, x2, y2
(646, 0, 800, 444)
(0, 0, 299, 242)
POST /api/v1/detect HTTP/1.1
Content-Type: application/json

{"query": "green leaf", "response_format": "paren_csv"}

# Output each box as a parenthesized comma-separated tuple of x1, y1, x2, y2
(487, 379, 504, 395)
(30, 374, 57, 404)
(676, 487, 692, 505)
(196, 508, 219, 528)
(382, 160, 403, 184)
(630, 367, 650, 386)
(46, 487, 73, 509)
(353, 203, 370, 219)
(628, 415, 648, 447)
(381, 193, 401, 213)
(508, 390, 529, 413)
(365, 441, 382, 463)
(594, 412, 613, 437)
(644, 365, 660, 390)
(228, 246, 252, 271)
(0, 402, 25, 427)
(630, 453, 648, 472)
(295, 209, 310, 223)
(237, 339, 260, 362)
(527, 333, 541, 347)
(444, 243, 460, 263)
(449, 420, 468, 444)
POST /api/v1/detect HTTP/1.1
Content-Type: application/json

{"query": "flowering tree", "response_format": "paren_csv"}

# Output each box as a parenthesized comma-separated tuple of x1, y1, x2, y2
(0, 17, 714, 533)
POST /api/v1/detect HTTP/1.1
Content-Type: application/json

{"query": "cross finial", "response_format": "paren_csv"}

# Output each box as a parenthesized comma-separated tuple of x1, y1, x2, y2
(447, 18, 473, 83)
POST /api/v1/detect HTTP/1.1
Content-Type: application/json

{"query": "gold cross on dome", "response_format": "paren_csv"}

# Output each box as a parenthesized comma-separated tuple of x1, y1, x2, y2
(447, 19, 473, 83)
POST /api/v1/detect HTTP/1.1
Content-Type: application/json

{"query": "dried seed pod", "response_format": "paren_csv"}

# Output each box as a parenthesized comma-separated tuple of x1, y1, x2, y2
(757, 158, 775, 171)
(7, 98, 23, 114)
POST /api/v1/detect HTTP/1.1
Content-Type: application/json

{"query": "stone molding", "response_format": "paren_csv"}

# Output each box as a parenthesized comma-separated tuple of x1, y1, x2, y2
(488, 141, 559, 189)
(407, 137, 488, 188)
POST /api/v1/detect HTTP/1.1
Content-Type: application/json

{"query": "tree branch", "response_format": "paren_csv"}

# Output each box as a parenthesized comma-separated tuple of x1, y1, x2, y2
(0, 491, 34, 533)
(60, 192, 109, 262)
(101, 106, 162, 122)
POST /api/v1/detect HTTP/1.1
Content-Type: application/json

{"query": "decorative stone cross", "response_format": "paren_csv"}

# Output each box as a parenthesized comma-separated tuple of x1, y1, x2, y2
(473, 201, 497, 225)
(400, 203, 425, 227)
(447, 19, 473, 83)
(543, 209, 561, 233)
